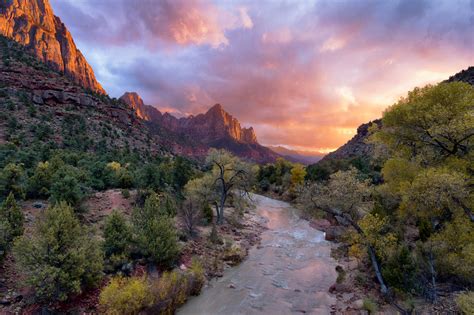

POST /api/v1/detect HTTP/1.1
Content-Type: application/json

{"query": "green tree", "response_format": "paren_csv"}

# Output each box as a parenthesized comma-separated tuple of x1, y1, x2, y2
(374, 82, 474, 163)
(0, 163, 26, 199)
(103, 210, 131, 258)
(0, 192, 23, 241)
(132, 193, 179, 266)
(13, 202, 103, 301)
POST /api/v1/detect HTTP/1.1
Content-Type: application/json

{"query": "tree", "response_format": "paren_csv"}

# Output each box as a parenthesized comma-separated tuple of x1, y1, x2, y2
(204, 149, 253, 224)
(0, 163, 26, 199)
(178, 199, 201, 237)
(13, 202, 103, 301)
(132, 193, 179, 266)
(302, 168, 390, 295)
(374, 82, 474, 162)
(103, 210, 131, 258)
(0, 192, 23, 242)
(290, 163, 306, 187)
(27, 161, 53, 198)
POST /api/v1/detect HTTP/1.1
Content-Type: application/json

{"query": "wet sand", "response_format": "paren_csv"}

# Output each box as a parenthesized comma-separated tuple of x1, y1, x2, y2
(178, 194, 338, 315)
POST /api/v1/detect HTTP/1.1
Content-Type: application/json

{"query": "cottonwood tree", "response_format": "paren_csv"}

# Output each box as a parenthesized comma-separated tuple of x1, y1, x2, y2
(186, 149, 254, 225)
(374, 82, 474, 162)
(208, 149, 255, 224)
(301, 168, 390, 295)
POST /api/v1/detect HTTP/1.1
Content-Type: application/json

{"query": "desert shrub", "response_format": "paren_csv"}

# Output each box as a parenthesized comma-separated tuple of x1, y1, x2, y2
(103, 210, 131, 259)
(99, 276, 153, 315)
(121, 188, 130, 199)
(202, 203, 213, 224)
(0, 163, 26, 199)
(132, 193, 179, 266)
(0, 192, 23, 242)
(49, 174, 83, 207)
(179, 199, 201, 236)
(456, 291, 474, 314)
(150, 270, 189, 314)
(13, 202, 103, 301)
(188, 257, 205, 295)
(363, 298, 378, 314)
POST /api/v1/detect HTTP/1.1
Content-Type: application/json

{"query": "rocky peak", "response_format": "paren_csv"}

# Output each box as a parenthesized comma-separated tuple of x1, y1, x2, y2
(445, 66, 474, 86)
(119, 92, 162, 121)
(0, 0, 105, 93)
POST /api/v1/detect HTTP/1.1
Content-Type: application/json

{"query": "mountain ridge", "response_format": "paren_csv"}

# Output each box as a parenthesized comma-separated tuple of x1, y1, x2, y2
(120, 92, 278, 163)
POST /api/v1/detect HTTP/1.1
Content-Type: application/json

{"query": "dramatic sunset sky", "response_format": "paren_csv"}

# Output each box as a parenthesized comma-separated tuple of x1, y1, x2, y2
(50, 0, 474, 153)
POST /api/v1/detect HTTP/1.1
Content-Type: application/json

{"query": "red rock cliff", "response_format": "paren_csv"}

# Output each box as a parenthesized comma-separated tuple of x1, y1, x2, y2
(0, 0, 105, 94)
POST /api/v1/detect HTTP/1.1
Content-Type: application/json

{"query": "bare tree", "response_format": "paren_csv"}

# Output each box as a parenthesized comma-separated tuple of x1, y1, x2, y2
(179, 199, 201, 237)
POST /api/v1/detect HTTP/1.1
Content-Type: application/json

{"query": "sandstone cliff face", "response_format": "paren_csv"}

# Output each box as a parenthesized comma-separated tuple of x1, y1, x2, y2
(0, 0, 105, 94)
(120, 92, 162, 121)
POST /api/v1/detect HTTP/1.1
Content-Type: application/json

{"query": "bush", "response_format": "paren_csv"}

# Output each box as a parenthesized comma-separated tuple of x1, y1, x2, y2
(202, 203, 213, 224)
(456, 291, 474, 314)
(0, 192, 23, 242)
(49, 175, 83, 207)
(99, 276, 153, 315)
(132, 193, 179, 266)
(13, 202, 103, 301)
(103, 210, 131, 259)
(362, 298, 378, 314)
(188, 257, 205, 295)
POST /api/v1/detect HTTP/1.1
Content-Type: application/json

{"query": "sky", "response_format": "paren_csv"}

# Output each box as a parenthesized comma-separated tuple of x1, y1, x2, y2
(50, 0, 474, 153)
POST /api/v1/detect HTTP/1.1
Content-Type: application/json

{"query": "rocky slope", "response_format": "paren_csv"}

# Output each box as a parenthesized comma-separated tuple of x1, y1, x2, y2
(446, 66, 474, 85)
(120, 92, 279, 163)
(0, 0, 105, 94)
(319, 119, 382, 163)
(0, 35, 160, 155)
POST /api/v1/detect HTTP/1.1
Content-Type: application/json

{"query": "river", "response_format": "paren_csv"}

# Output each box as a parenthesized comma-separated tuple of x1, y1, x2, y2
(178, 194, 338, 315)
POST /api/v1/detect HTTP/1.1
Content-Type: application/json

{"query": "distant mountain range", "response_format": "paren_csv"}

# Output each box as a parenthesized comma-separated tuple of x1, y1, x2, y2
(120, 92, 279, 163)
(267, 146, 323, 165)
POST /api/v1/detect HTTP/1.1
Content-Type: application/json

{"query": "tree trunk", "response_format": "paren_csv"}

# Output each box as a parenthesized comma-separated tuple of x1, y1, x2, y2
(428, 251, 437, 303)
(368, 245, 388, 295)
(214, 203, 221, 224)
(217, 193, 226, 225)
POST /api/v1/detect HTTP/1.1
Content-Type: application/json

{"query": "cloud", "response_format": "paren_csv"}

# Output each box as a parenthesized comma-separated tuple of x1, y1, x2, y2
(50, 0, 474, 152)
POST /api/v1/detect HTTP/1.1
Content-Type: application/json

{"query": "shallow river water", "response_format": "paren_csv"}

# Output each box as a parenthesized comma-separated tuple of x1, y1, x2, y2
(178, 194, 338, 315)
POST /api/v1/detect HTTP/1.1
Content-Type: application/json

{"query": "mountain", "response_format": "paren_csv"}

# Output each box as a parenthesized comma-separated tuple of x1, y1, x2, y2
(0, 35, 160, 155)
(317, 66, 474, 166)
(445, 66, 474, 85)
(0, 0, 105, 94)
(120, 92, 279, 162)
(267, 146, 323, 164)
(318, 119, 382, 163)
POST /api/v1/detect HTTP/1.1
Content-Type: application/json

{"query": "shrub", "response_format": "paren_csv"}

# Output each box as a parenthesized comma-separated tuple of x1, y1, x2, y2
(103, 210, 131, 259)
(362, 298, 378, 314)
(202, 203, 213, 224)
(49, 175, 83, 207)
(179, 199, 201, 236)
(456, 291, 474, 314)
(121, 189, 130, 199)
(132, 194, 179, 266)
(188, 257, 205, 295)
(0, 192, 23, 241)
(0, 163, 26, 199)
(99, 276, 153, 315)
(13, 202, 103, 301)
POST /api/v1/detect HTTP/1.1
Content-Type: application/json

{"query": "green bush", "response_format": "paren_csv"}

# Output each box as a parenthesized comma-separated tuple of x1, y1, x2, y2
(0, 192, 23, 242)
(103, 210, 131, 259)
(13, 202, 103, 301)
(132, 193, 179, 266)
(99, 276, 153, 315)
(50, 175, 83, 207)
(202, 203, 213, 224)
(456, 291, 474, 314)
(362, 298, 378, 314)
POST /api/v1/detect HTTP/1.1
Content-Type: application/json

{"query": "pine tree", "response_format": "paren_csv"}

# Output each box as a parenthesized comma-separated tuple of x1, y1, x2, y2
(13, 202, 103, 301)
